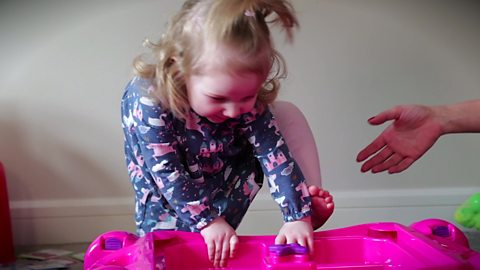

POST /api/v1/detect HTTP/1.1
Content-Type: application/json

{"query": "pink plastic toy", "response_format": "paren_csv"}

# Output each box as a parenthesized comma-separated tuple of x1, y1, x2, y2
(84, 218, 480, 269)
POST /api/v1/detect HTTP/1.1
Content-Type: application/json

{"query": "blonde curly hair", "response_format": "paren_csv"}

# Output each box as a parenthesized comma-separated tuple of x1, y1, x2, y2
(133, 0, 298, 120)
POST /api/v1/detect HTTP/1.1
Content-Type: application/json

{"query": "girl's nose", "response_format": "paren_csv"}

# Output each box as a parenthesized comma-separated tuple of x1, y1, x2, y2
(223, 104, 242, 118)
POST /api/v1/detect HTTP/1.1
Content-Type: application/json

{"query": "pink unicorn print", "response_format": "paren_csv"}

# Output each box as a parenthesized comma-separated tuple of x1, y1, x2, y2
(146, 143, 176, 158)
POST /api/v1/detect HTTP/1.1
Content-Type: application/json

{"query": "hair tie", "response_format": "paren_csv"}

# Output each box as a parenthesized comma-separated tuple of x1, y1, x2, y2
(244, 9, 255, 17)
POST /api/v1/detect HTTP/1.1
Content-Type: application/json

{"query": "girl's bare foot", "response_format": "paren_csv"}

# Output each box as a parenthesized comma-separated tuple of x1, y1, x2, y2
(308, 185, 334, 230)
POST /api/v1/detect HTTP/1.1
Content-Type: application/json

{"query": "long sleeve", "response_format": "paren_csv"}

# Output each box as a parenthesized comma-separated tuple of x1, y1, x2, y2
(122, 78, 218, 231)
(240, 106, 312, 222)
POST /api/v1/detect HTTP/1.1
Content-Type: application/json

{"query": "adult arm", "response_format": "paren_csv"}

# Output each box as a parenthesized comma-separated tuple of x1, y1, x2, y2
(357, 99, 480, 174)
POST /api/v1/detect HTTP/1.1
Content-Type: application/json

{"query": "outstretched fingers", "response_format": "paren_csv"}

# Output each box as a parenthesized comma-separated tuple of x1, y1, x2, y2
(371, 153, 403, 173)
(358, 107, 402, 164)
(357, 133, 387, 163)
(388, 157, 415, 174)
(368, 107, 401, 126)
(360, 146, 393, 172)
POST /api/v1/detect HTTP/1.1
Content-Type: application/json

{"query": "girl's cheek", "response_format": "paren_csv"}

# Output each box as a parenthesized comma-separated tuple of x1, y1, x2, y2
(245, 101, 256, 113)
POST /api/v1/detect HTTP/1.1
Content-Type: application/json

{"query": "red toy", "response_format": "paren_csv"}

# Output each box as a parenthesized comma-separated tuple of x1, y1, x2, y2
(0, 162, 15, 265)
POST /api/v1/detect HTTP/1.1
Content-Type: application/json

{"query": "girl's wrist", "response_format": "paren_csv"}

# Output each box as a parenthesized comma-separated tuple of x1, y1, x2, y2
(298, 215, 312, 224)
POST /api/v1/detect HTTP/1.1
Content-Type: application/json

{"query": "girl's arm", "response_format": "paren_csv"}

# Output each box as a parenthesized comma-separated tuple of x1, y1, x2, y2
(125, 86, 217, 231)
(242, 106, 313, 251)
(243, 106, 312, 221)
(126, 87, 237, 268)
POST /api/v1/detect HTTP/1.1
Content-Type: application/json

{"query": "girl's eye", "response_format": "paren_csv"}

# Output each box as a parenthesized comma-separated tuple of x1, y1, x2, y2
(210, 96, 226, 102)
(208, 94, 256, 102)
(242, 96, 256, 102)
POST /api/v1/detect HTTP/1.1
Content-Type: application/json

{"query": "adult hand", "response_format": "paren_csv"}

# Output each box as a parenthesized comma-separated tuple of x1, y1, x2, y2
(357, 105, 443, 174)
(200, 217, 238, 268)
(275, 216, 314, 254)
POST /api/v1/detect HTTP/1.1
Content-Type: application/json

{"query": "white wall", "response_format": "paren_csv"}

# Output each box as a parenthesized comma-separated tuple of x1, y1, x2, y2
(0, 0, 479, 245)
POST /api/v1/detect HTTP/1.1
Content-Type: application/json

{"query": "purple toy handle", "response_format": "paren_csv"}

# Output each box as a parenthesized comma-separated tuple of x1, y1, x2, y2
(269, 243, 309, 256)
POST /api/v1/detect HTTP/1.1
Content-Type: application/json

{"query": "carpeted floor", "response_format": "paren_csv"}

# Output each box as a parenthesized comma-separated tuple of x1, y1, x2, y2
(1, 243, 87, 270)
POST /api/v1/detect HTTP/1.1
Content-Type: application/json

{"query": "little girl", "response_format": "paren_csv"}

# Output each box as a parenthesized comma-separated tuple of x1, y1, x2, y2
(121, 0, 333, 267)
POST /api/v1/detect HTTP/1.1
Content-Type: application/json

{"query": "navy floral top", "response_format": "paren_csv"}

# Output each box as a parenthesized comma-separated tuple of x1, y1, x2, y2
(121, 77, 311, 236)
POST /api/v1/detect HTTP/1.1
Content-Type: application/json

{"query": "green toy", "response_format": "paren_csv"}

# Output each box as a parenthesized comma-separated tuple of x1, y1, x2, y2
(455, 193, 480, 231)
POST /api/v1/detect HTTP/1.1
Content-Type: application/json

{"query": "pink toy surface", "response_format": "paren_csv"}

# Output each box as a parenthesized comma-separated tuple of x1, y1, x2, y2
(84, 219, 480, 270)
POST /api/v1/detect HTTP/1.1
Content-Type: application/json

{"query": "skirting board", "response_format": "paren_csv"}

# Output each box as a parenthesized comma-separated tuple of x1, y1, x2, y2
(9, 187, 477, 246)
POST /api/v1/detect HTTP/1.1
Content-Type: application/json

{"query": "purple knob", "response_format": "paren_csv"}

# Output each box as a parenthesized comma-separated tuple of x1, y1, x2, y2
(269, 243, 309, 256)
(432, 225, 450, 237)
(104, 237, 123, 250)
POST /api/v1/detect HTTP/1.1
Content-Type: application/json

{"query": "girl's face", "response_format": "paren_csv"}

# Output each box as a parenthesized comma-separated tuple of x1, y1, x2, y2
(186, 47, 268, 123)
(186, 70, 265, 123)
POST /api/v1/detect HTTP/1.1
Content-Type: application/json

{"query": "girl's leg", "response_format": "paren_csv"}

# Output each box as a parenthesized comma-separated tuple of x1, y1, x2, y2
(270, 101, 321, 186)
(271, 101, 334, 229)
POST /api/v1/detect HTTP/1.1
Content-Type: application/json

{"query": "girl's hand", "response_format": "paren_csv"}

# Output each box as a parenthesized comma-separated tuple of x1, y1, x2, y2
(275, 216, 314, 254)
(200, 217, 239, 268)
